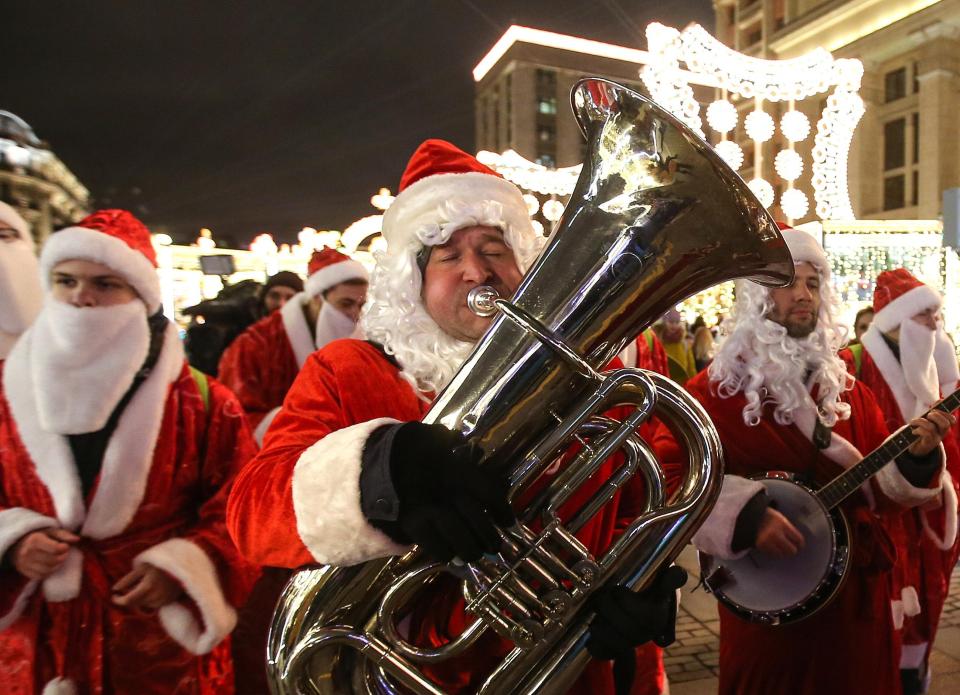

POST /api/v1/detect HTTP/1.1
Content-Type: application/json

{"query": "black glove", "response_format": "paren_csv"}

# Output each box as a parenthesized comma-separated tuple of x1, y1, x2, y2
(378, 422, 515, 563)
(587, 565, 687, 658)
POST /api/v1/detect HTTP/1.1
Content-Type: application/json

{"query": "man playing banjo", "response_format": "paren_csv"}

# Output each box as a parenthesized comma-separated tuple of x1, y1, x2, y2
(655, 225, 954, 694)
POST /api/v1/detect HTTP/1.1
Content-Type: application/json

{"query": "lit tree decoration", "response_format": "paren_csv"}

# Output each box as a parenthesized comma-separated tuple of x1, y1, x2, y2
(744, 111, 775, 143)
(706, 99, 738, 133)
(714, 140, 744, 170)
(780, 110, 811, 142)
(748, 178, 775, 208)
(774, 149, 804, 182)
(780, 188, 810, 219)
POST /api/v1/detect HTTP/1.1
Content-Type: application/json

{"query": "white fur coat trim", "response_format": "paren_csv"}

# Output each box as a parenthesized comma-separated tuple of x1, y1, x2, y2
(2, 322, 184, 600)
(874, 441, 944, 508)
(861, 327, 924, 421)
(292, 417, 411, 566)
(280, 292, 315, 369)
(890, 584, 922, 630)
(920, 470, 959, 550)
(41, 677, 76, 695)
(692, 475, 766, 560)
(254, 406, 282, 446)
(135, 537, 237, 654)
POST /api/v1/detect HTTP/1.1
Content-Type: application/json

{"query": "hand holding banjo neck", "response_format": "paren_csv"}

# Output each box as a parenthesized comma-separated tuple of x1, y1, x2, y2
(700, 385, 960, 626)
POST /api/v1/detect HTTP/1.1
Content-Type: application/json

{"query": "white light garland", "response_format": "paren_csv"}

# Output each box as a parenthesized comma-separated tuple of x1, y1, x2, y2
(642, 22, 864, 222)
(522, 194, 541, 216)
(744, 111, 775, 143)
(706, 100, 738, 133)
(476, 149, 581, 196)
(774, 149, 804, 182)
(542, 199, 565, 222)
(748, 178, 775, 208)
(780, 188, 810, 219)
(780, 110, 811, 142)
(714, 140, 744, 171)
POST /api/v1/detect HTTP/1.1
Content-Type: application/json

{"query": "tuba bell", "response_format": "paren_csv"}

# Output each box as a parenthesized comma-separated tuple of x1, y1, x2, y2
(267, 78, 794, 694)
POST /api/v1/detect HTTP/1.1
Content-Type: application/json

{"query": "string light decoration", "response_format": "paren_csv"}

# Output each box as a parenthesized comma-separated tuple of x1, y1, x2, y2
(780, 188, 810, 219)
(643, 22, 864, 220)
(748, 178, 775, 208)
(523, 193, 541, 216)
(706, 99, 738, 133)
(744, 111, 775, 143)
(714, 141, 745, 170)
(542, 199, 566, 222)
(780, 110, 811, 142)
(774, 149, 804, 182)
(476, 149, 581, 195)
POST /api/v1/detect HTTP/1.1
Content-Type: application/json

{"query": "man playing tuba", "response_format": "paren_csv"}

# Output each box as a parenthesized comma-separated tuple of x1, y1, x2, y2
(227, 139, 684, 694)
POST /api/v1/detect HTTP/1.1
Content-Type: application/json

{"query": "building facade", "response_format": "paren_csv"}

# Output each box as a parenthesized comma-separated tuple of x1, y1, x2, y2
(0, 110, 90, 244)
(473, 28, 652, 169)
(715, 0, 960, 221)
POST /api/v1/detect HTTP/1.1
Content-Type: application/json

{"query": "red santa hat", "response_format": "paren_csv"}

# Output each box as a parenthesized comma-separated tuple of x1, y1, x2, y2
(0, 201, 31, 246)
(304, 246, 368, 298)
(380, 139, 536, 256)
(778, 222, 831, 280)
(871, 268, 941, 332)
(39, 209, 162, 312)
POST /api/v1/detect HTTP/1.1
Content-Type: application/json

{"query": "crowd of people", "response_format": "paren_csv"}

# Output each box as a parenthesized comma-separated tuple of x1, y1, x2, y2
(0, 137, 957, 695)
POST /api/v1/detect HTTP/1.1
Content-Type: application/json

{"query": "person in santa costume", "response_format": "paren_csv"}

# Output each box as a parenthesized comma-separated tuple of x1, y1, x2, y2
(654, 225, 954, 695)
(0, 201, 42, 362)
(227, 139, 684, 695)
(0, 210, 256, 694)
(839, 268, 960, 694)
(217, 246, 368, 443)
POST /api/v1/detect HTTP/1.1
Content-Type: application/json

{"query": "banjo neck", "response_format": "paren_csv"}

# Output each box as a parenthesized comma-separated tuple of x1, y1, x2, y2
(815, 386, 960, 510)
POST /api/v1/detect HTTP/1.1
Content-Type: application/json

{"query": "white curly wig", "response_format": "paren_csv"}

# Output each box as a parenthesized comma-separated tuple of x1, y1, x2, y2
(708, 229, 852, 428)
(362, 174, 543, 395)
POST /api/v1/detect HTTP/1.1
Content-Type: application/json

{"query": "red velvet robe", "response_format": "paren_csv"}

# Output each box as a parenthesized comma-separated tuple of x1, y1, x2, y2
(228, 338, 669, 695)
(654, 369, 925, 695)
(840, 343, 960, 666)
(0, 326, 257, 694)
(217, 309, 300, 434)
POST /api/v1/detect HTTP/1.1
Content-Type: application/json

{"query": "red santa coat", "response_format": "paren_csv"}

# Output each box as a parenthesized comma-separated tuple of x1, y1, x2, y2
(0, 324, 257, 695)
(217, 293, 316, 440)
(227, 338, 669, 695)
(840, 334, 960, 666)
(655, 369, 942, 695)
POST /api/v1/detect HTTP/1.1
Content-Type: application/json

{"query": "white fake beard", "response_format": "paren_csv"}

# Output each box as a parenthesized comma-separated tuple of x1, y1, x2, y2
(934, 327, 960, 394)
(314, 301, 362, 350)
(31, 299, 150, 434)
(899, 318, 939, 412)
(0, 239, 42, 335)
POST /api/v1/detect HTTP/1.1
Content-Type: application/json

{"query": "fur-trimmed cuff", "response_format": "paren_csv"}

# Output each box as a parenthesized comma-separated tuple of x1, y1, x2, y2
(253, 406, 281, 446)
(692, 475, 766, 560)
(876, 445, 944, 508)
(41, 677, 76, 695)
(0, 507, 58, 563)
(292, 417, 411, 566)
(921, 470, 958, 550)
(43, 547, 82, 602)
(135, 538, 237, 655)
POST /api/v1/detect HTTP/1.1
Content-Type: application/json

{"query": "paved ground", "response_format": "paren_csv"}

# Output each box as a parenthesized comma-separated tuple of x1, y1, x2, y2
(663, 546, 960, 694)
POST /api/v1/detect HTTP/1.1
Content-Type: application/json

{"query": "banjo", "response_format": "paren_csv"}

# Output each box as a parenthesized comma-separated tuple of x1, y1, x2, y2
(699, 387, 960, 626)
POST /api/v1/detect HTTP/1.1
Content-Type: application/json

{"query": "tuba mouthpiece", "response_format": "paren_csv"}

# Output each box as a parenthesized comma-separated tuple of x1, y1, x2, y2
(467, 285, 500, 317)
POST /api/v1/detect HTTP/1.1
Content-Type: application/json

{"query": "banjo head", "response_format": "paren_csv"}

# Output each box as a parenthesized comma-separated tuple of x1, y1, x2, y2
(700, 474, 851, 625)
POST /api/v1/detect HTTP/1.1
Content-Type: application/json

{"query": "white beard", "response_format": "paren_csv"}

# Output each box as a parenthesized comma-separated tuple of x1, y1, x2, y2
(0, 239, 42, 340)
(31, 299, 150, 434)
(314, 301, 362, 350)
(899, 318, 940, 413)
(934, 327, 960, 394)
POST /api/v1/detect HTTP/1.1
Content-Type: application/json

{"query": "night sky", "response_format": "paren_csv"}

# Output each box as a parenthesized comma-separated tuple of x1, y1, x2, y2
(3, 1, 711, 246)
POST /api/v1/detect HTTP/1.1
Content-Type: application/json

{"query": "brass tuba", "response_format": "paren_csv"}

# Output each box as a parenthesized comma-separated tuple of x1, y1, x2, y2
(267, 78, 794, 694)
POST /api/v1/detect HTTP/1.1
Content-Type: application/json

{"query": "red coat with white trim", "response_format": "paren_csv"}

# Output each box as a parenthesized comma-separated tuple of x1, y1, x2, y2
(654, 369, 942, 695)
(227, 339, 672, 695)
(217, 303, 303, 436)
(840, 338, 960, 663)
(0, 324, 257, 695)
